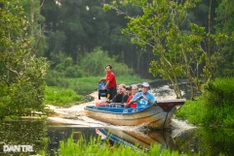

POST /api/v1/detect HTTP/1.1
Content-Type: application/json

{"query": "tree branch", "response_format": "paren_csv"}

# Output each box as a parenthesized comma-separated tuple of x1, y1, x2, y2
(4, 63, 21, 76)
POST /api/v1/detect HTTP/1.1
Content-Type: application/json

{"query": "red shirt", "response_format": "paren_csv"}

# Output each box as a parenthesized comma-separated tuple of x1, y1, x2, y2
(126, 95, 136, 108)
(106, 72, 116, 89)
(126, 95, 133, 103)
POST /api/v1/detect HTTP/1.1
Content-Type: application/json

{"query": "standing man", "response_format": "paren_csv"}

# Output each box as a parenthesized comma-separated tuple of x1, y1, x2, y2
(128, 82, 155, 108)
(98, 65, 117, 101)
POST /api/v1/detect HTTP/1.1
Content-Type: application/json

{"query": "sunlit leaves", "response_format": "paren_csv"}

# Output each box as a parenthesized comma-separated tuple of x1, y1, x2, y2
(103, 0, 222, 99)
(0, 0, 49, 118)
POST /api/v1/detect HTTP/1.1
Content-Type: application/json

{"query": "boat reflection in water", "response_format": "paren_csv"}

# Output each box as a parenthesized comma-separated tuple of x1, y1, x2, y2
(95, 128, 177, 151)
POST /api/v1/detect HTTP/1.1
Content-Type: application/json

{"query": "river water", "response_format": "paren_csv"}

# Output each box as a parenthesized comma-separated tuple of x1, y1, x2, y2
(0, 80, 234, 155)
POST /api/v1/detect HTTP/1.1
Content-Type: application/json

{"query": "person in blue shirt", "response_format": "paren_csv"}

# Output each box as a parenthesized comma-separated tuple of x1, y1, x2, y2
(127, 82, 155, 108)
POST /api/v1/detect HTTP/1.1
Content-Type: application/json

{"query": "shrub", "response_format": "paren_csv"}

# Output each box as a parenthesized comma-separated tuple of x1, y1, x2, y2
(176, 77, 234, 128)
(175, 100, 206, 125)
(203, 77, 234, 107)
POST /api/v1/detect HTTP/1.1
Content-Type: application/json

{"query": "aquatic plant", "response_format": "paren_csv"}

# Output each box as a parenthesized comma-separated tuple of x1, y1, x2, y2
(56, 134, 184, 156)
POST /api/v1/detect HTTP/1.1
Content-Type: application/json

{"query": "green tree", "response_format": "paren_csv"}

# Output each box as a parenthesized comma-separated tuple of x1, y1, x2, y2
(41, 0, 111, 61)
(215, 0, 234, 77)
(79, 47, 133, 76)
(0, 0, 49, 118)
(104, 0, 221, 99)
(20, 0, 48, 57)
(41, 0, 154, 77)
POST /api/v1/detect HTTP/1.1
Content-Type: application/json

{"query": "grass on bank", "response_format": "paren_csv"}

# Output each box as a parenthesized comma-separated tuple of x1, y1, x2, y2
(53, 134, 184, 156)
(44, 87, 83, 107)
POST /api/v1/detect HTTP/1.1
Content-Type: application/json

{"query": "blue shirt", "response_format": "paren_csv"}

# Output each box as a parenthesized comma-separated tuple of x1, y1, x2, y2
(132, 92, 155, 108)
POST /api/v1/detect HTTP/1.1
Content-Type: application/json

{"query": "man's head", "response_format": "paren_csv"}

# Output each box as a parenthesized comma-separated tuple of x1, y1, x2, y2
(105, 65, 112, 73)
(118, 84, 126, 95)
(141, 82, 150, 93)
(131, 85, 139, 95)
(126, 85, 132, 91)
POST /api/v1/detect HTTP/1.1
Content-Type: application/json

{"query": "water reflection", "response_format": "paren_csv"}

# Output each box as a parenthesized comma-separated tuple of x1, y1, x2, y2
(174, 128, 234, 156)
(95, 128, 177, 151)
(0, 119, 48, 156)
(1, 120, 234, 155)
(47, 125, 98, 155)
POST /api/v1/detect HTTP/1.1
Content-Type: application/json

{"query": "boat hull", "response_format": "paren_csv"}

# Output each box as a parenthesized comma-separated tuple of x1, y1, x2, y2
(84, 103, 178, 129)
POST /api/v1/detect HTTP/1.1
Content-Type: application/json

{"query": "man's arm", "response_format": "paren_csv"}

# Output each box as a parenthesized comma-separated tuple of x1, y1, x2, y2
(143, 94, 155, 105)
(102, 80, 110, 90)
(147, 99, 153, 105)
(98, 77, 106, 83)
(127, 96, 142, 105)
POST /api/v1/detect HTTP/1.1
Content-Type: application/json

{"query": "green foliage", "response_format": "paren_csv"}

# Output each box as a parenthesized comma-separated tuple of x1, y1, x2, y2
(46, 56, 82, 87)
(45, 69, 68, 87)
(203, 78, 234, 106)
(104, 1, 189, 97)
(20, 0, 47, 57)
(80, 47, 133, 76)
(176, 100, 206, 125)
(176, 77, 234, 128)
(46, 48, 135, 91)
(0, 0, 49, 119)
(54, 56, 83, 78)
(202, 78, 234, 127)
(215, 0, 234, 77)
(44, 86, 83, 107)
(0, 57, 48, 116)
(56, 133, 183, 156)
(104, 0, 229, 100)
(41, 0, 153, 78)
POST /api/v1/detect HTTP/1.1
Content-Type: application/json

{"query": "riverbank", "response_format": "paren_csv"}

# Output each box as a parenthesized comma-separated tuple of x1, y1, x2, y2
(47, 91, 99, 119)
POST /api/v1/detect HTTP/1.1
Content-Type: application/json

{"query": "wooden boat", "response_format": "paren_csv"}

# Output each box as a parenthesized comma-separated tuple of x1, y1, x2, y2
(84, 99, 185, 129)
(95, 128, 176, 150)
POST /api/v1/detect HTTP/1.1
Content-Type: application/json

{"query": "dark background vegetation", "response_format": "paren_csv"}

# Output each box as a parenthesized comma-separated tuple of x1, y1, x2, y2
(39, 0, 233, 79)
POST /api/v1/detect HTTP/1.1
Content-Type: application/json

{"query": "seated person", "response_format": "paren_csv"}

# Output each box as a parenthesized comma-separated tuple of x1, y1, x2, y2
(96, 84, 128, 107)
(111, 84, 128, 107)
(127, 82, 155, 108)
(126, 85, 132, 96)
(126, 85, 139, 108)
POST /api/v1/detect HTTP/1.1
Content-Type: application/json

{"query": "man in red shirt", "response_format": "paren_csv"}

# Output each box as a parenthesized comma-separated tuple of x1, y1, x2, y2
(98, 65, 117, 100)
